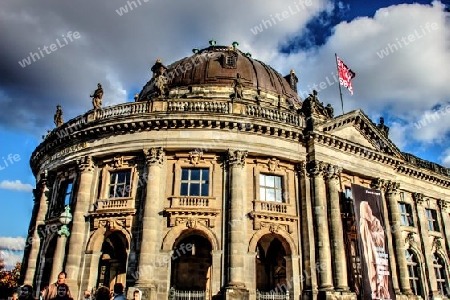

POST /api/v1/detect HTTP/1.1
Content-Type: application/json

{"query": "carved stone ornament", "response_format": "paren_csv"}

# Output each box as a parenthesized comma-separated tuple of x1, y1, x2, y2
(370, 178, 385, 191)
(269, 223, 280, 233)
(77, 156, 94, 172)
(186, 218, 198, 229)
(54, 105, 64, 127)
(306, 160, 326, 177)
(189, 151, 203, 165)
(438, 199, 449, 212)
(57, 225, 70, 237)
(405, 232, 416, 247)
(267, 158, 280, 172)
(385, 180, 400, 194)
(432, 237, 443, 252)
(412, 193, 424, 206)
(112, 156, 124, 169)
(99, 218, 126, 231)
(227, 149, 248, 167)
(144, 147, 165, 166)
(324, 164, 342, 180)
(90, 83, 103, 110)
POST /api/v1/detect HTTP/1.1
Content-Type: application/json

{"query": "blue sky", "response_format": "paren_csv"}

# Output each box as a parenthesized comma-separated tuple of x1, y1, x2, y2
(0, 0, 449, 269)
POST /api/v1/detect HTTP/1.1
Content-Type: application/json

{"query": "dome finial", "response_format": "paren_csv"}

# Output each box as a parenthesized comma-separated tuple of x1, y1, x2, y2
(209, 39, 216, 46)
(192, 48, 199, 54)
(232, 41, 239, 50)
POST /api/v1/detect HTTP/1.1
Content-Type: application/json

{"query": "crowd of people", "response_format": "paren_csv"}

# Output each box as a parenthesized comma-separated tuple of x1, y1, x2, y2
(10, 272, 139, 300)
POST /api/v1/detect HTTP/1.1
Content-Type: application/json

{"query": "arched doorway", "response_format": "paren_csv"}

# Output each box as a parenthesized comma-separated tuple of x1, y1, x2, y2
(96, 231, 128, 290)
(170, 232, 212, 296)
(255, 234, 290, 293)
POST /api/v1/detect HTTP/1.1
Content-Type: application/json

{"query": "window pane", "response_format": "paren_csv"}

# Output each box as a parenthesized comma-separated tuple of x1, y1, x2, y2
(66, 182, 73, 194)
(191, 169, 201, 180)
(181, 169, 189, 180)
(275, 190, 282, 202)
(265, 176, 274, 187)
(259, 174, 265, 186)
(260, 187, 265, 201)
(190, 184, 200, 196)
(202, 169, 209, 182)
(201, 184, 208, 196)
(274, 176, 281, 188)
(109, 186, 116, 198)
(180, 183, 188, 196)
(266, 189, 275, 201)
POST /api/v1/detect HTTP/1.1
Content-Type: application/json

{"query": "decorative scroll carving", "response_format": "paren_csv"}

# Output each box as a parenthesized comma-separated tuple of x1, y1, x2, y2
(96, 218, 128, 231)
(77, 156, 94, 173)
(295, 162, 308, 178)
(144, 147, 165, 166)
(227, 149, 248, 167)
(405, 232, 417, 248)
(385, 180, 400, 194)
(412, 193, 424, 206)
(267, 158, 280, 172)
(370, 178, 399, 194)
(189, 151, 203, 166)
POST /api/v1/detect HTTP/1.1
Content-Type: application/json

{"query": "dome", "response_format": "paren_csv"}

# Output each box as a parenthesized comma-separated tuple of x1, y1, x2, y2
(138, 44, 301, 105)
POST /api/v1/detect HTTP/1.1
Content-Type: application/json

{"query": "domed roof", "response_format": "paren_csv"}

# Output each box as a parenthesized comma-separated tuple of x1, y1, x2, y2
(138, 44, 301, 104)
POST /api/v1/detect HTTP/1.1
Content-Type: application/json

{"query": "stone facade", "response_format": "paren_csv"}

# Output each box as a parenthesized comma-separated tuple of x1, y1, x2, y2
(22, 44, 450, 300)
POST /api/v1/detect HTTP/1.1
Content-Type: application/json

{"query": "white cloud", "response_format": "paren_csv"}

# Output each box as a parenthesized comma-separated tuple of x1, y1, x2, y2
(440, 148, 450, 167)
(0, 237, 26, 251)
(0, 180, 33, 192)
(0, 250, 23, 270)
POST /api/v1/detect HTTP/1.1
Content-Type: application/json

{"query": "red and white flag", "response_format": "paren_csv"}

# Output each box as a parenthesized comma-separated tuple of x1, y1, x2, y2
(336, 56, 356, 95)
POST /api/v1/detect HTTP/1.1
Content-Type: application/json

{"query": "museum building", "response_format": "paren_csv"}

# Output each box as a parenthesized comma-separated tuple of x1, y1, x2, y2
(21, 41, 450, 300)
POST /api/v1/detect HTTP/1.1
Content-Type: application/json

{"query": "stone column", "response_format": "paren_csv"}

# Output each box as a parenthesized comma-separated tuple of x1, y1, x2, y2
(384, 181, 412, 295)
(211, 250, 223, 296)
(84, 251, 102, 295)
(65, 156, 95, 298)
(24, 173, 52, 285)
(297, 162, 318, 299)
(223, 149, 249, 300)
(136, 148, 165, 293)
(413, 193, 439, 297)
(307, 161, 333, 291)
(371, 179, 400, 294)
(438, 200, 450, 257)
(49, 225, 70, 283)
(324, 164, 349, 291)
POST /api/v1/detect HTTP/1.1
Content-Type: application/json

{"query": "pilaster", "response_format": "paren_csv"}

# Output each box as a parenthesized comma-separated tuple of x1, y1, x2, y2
(437, 200, 450, 259)
(49, 225, 70, 284)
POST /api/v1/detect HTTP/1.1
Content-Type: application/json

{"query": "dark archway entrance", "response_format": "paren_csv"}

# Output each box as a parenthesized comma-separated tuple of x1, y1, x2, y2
(170, 232, 212, 296)
(255, 235, 289, 293)
(96, 231, 128, 290)
(39, 236, 57, 289)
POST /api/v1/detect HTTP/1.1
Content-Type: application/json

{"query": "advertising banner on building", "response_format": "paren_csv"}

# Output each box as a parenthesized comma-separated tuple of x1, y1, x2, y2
(351, 184, 396, 300)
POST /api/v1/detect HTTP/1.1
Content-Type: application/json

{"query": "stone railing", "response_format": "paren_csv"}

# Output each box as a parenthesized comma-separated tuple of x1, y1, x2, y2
(93, 198, 134, 210)
(253, 200, 288, 214)
(403, 152, 450, 177)
(167, 100, 229, 113)
(246, 105, 303, 127)
(94, 101, 150, 120)
(169, 196, 213, 208)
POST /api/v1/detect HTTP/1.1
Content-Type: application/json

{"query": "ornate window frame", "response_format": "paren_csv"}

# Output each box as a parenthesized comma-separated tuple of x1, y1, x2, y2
(98, 157, 138, 201)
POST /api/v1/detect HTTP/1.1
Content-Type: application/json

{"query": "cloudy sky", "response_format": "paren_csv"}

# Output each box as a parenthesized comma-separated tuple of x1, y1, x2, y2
(0, 0, 449, 269)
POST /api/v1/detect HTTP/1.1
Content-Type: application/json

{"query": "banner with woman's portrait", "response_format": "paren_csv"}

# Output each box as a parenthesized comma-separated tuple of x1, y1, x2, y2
(351, 184, 396, 300)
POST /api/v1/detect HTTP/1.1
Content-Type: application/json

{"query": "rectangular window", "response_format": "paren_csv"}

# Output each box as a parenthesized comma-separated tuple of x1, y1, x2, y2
(425, 209, 440, 231)
(399, 203, 414, 226)
(180, 168, 209, 197)
(259, 174, 283, 202)
(109, 170, 132, 198)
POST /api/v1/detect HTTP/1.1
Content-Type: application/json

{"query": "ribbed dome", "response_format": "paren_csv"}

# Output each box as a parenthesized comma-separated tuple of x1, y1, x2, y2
(139, 45, 301, 104)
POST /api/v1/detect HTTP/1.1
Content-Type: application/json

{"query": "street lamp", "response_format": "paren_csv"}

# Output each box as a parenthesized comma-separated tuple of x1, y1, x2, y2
(58, 206, 72, 236)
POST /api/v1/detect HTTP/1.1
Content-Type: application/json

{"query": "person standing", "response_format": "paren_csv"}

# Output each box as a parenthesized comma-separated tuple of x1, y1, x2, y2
(19, 285, 36, 300)
(43, 272, 72, 300)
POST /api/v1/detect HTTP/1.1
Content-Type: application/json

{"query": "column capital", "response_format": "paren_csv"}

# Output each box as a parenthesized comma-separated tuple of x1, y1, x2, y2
(370, 178, 399, 194)
(227, 149, 248, 167)
(57, 225, 70, 237)
(306, 160, 326, 177)
(412, 192, 424, 206)
(295, 161, 308, 177)
(144, 147, 165, 166)
(324, 164, 342, 181)
(77, 156, 94, 173)
(438, 199, 449, 212)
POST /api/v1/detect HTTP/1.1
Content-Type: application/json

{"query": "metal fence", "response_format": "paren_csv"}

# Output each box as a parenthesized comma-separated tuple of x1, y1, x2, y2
(256, 290, 289, 300)
(168, 288, 206, 300)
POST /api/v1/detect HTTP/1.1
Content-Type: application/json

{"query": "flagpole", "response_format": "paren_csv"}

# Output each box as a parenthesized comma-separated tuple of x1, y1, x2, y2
(335, 53, 345, 115)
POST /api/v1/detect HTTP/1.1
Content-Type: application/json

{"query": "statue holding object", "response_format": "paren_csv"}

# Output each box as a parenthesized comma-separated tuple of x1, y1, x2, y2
(90, 83, 103, 110)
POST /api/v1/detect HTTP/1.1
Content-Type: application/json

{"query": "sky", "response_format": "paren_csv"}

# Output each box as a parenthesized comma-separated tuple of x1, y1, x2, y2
(0, 0, 449, 269)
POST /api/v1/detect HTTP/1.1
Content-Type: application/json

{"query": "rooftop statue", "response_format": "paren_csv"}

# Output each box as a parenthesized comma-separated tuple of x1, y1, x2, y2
(232, 73, 244, 99)
(150, 59, 169, 97)
(377, 117, 389, 137)
(90, 83, 103, 110)
(54, 105, 64, 127)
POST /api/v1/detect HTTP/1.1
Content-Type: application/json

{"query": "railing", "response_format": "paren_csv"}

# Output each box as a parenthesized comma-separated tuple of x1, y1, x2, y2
(246, 105, 303, 127)
(93, 198, 134, 210)
(254, 200, 288, 214)
(170, 197, 213, 208)
(95, 102, 150, 120)
(168, 101, 229, 113)
(256, 290, 289, 300)
(168, 288, 206, 300)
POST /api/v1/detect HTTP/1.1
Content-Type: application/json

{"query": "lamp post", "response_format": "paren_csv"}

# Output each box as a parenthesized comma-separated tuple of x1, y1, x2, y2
(49, 206, 72, 284)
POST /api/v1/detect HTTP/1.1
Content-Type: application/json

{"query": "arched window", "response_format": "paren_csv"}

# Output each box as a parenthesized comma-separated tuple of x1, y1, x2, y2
(405, 249, 422, 296)
(433, 253, 449, 295)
